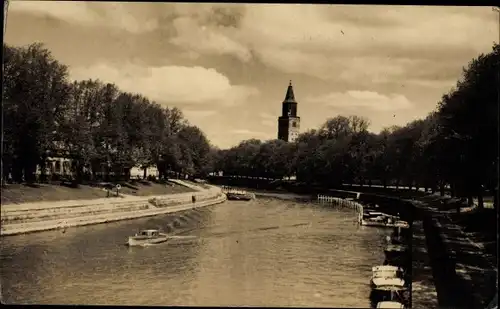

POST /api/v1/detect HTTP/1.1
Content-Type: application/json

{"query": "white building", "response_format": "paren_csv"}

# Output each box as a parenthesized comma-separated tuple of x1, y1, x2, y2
(130, 166, 160, 179)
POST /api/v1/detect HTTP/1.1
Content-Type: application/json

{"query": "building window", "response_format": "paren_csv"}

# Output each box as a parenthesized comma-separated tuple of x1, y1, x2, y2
(292, 121, 296, 127)
(63, 161, 71, 174)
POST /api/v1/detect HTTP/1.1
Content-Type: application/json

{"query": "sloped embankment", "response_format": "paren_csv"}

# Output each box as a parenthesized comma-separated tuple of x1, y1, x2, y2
(1, 184, 226, 236)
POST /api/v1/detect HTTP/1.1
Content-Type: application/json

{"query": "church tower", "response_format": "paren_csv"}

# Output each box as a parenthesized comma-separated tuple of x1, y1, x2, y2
(277, 81, 300, 142)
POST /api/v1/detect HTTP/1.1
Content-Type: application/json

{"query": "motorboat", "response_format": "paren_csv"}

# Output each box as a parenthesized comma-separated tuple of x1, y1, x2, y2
(386, 235, 406, 245)
(361, 219, 389, 227)
(372, 265, 404, 275)
(385, 244, 408, 252)
(127, 229, 169, 246)
(384, 244, 409, 260)
(393, 220, 410, 229)
(376, 301, 405, 308)
(360, 209, 400, 225)
(226, 190, 254, 201)
(370, 283, 409, 306)
(371, 277, 406, 289)
(361, 216, 408, 229)
(371, 265, 405, 288)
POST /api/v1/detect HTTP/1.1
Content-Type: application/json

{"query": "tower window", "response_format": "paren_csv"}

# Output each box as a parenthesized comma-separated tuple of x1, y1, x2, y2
(292, 121, 296, 127)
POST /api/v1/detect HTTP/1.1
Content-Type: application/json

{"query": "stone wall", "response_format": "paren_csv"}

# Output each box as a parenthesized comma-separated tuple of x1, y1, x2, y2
(1, 185, 226, 236)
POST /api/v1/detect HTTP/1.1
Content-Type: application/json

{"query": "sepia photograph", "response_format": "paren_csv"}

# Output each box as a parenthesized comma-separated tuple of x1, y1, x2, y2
(1, 2, 498, 308)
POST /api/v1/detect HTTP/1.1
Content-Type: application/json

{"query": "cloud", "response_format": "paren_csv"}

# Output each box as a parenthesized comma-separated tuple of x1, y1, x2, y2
(9, 1, 158, 33)
(69, 63, 259, 107)
(308, 90, 413, 112)
(12, 3, 495, 86)
(9, 1, 98, 28)
(162, 4, 497, 85)
(170, 16, 251, 62)
(7, 3, 497, 149)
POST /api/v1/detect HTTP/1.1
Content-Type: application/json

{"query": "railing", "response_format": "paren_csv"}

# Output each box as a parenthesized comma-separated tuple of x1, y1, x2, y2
(317, 194, 364, 214)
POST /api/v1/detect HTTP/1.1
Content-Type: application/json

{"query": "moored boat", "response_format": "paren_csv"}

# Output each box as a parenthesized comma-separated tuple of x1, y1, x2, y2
(361, 215, 409, 229)
(386, 235, 406, 245)
(384, 244, 409, 260)
(370, 284, 409, 307)
(393, 220, 410, 229)
(372, 265, 404, 275)
(127, 229, 169, 246)
(371, 265, 405, 289)
(371, 277, 406, 289)
(226, 191, 254, 201)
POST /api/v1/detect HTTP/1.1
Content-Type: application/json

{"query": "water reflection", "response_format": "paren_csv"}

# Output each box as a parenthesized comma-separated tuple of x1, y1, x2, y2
(2, 198, 391, 307)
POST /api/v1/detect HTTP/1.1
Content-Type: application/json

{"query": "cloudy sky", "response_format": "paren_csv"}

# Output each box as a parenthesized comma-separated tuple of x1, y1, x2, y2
(5, 2, 498, 149)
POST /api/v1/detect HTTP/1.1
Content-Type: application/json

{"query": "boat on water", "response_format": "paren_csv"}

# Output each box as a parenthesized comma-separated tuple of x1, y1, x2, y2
(226, 190, 254, 201)
(393, 220, 410, 229)
(384, 244, 409, 260)
(372, 265, 404, 275)
(386, 235, 406, 245)
(371, 277, 406, 289)
(359, 211, 408, 229)
(371, 265, 405, 289)
(376, 301, 405, 308)
(370, 283, 409, 306)
(127, 229, 169, 246)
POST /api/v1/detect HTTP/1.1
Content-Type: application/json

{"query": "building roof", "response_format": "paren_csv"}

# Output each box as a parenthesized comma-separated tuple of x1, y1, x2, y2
(283, 80, 297, 104)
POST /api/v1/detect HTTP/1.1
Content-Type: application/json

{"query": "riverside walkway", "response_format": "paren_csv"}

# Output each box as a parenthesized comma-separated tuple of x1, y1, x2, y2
(341, 183, 496, 309)
(405, 194, 497, 309)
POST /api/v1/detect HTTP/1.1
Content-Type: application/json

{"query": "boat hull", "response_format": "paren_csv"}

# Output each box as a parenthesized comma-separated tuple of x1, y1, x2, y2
(384, 244, 408, 259)
(127, 234, 170, 246)
(226, 193, 253, 201)
(361, 220, 395, 228)
(361, 219, 409, 229)
(370, 285, 410, 306)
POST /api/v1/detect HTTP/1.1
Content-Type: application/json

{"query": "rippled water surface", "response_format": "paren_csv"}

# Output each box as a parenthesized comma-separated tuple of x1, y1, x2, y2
(1, 197, 392, 307)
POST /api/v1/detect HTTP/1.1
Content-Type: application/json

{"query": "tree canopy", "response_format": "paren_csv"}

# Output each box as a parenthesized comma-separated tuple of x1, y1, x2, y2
(2, 43, 214, 183)
(214, 44, 499, 209)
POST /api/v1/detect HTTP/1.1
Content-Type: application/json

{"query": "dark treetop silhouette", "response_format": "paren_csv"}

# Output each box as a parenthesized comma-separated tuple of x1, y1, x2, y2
(214, 44, 499, 211)
(2, 43, 215, 184)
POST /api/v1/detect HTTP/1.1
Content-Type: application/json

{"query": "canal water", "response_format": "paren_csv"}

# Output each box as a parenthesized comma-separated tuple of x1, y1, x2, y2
(1, 197, 392, 307)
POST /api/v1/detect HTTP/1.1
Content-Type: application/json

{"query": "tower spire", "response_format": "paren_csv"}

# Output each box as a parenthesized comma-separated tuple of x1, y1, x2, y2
(284, 80, 296, 103)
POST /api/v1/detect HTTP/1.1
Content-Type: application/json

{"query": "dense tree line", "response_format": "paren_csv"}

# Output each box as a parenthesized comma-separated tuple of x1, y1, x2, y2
(2, 43, 214, 184)
(216, 44, 499, 209)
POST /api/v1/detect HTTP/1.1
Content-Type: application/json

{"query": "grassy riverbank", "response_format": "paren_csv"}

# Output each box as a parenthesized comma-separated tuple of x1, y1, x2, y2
(1, 183, 110, 205)
(1, 180, 195, 205)
(115, 180, 195, 196)
(1, 182, 225, 236)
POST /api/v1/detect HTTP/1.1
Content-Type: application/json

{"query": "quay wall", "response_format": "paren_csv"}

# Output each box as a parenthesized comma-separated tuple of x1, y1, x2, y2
(1, 185, 226, 236)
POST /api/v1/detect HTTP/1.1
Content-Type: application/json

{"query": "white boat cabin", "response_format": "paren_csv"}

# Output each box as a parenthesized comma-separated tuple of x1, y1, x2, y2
(372, 277, 406, 288)
(138, 229, 161, 237)
(372, 265, 404, 277)
(373, 265, 400, 272)
(373, 269, 401, 279)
